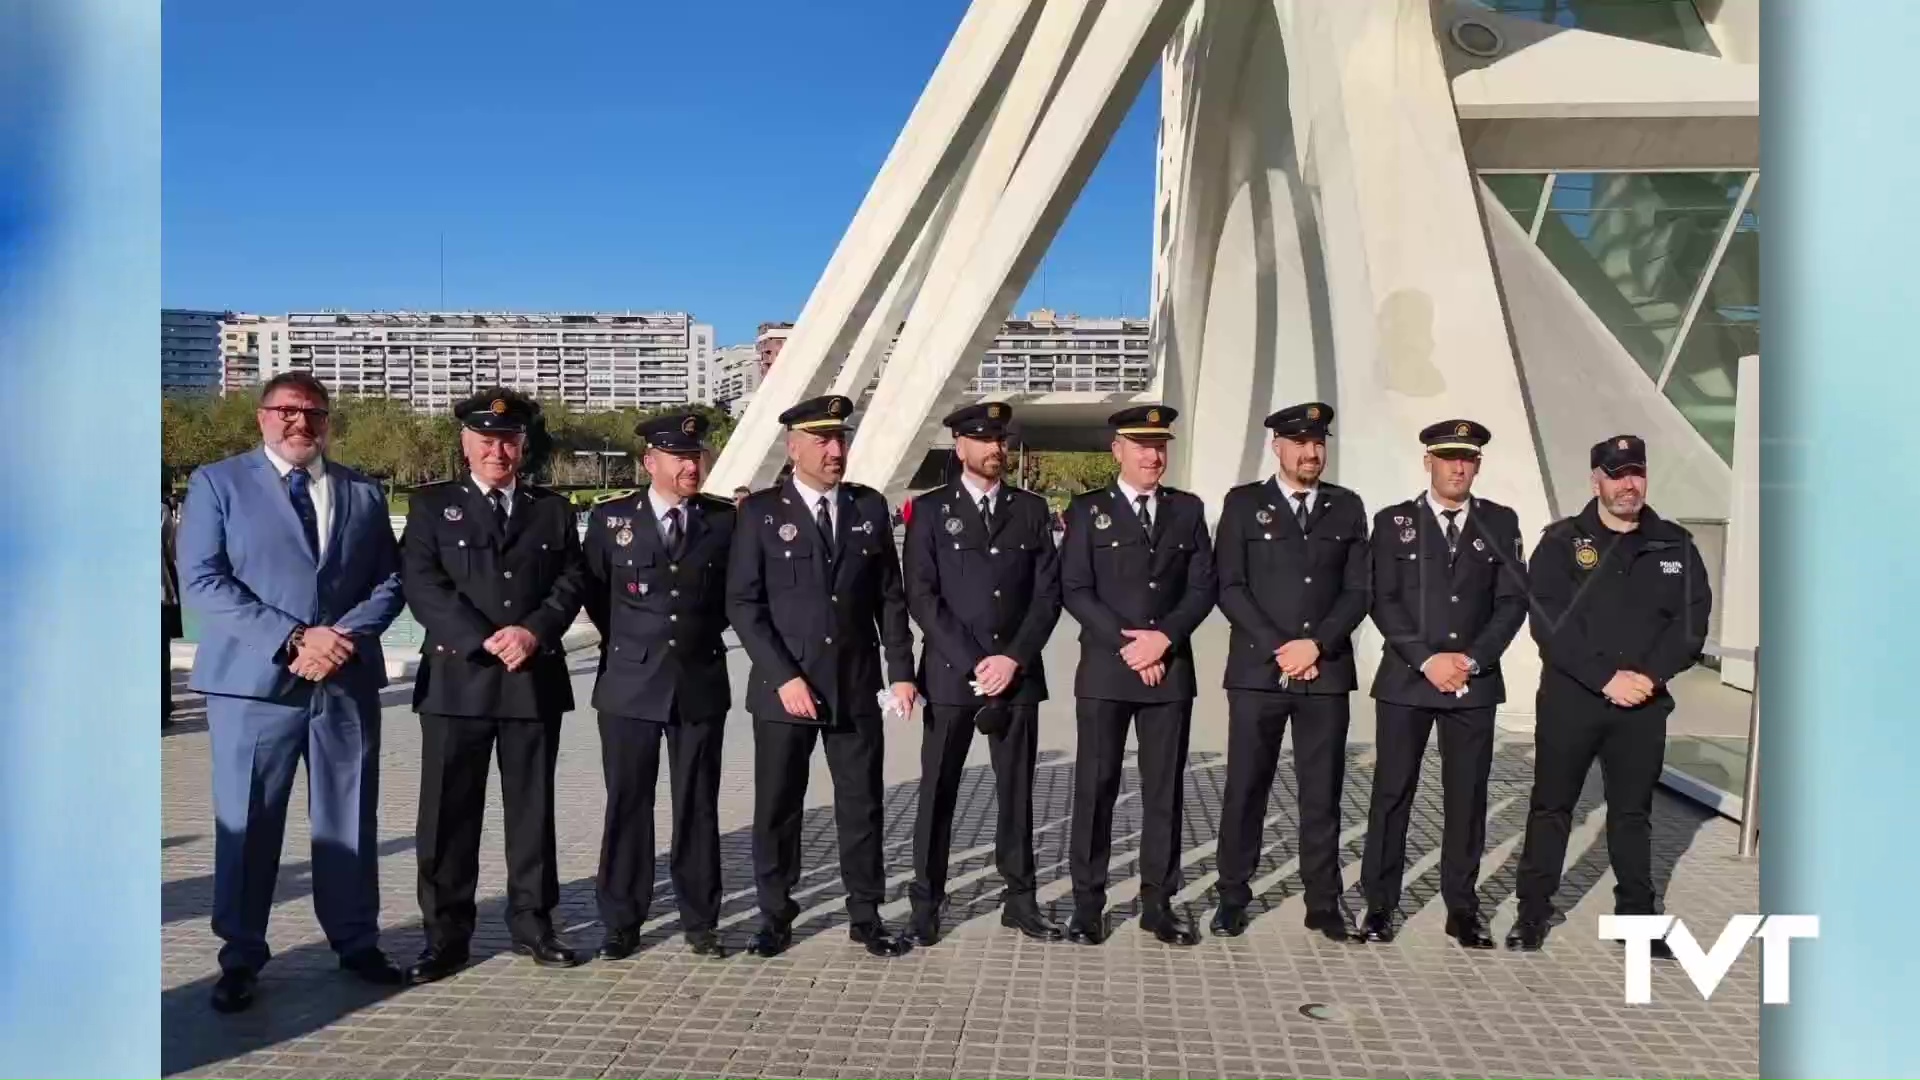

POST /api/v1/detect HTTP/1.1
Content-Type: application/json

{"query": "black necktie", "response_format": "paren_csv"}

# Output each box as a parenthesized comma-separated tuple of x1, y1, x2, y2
(1442, 508, 1461, 556)
(665, 506, 684, 557)
(487, 488, 508, 531)
(1293, 491, 1310, 533)
(287, 467, 319, 557)
(1134, 493, 1152, 533)
(978, 494, 992, 530)
(815, 495, 835, 555)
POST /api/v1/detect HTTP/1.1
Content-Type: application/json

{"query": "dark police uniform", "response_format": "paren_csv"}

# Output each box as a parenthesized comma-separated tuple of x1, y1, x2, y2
(725, 395, 917, 958)
(401, 389, 588, 980)
(580, 413, 735, 960)
(1509, 435, 1712, 951)
(1211, 402, 1370, 941)
(902, 403, 1064, 945)
(1059, 405, 1217, 946)
(1356, 420, 1528, 948)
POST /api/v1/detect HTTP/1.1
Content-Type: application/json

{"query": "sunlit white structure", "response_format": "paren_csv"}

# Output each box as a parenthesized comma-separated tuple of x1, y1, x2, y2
(707, 0, 1761, 718)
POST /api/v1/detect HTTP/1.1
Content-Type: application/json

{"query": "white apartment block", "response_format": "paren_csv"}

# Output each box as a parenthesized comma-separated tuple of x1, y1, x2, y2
(711, 343, 763, 416)
(219, 312, 273, 394)
(257, 310, 716, 413)
(971, 310, 1150, 394)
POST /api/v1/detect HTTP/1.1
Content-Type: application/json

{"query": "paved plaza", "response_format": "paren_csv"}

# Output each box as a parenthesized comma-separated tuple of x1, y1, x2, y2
(163, 617, 1760, 1079)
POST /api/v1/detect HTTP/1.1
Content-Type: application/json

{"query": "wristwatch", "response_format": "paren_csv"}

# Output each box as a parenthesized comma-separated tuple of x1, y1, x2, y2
(1466, 657, 1481, 676)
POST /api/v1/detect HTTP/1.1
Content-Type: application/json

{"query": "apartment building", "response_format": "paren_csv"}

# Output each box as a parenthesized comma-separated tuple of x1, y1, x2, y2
(711, 343, 763, 416)
(257, 310, 716, 413)
(161, 309, 225, 395)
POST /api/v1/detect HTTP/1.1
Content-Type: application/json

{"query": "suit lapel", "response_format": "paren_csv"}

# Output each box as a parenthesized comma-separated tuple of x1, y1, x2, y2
(779, 479, 831, 592)
(680, 497, 709, 558)
(1450, 501, 1492, 580)
(985, 484, 1019, 546)
(461, 481, 505, 546)
(1106, 484, 1151, 546)
(833, 486, 857, 570)
(318, 462, 353, 573)
(630, 493, 669, 563)
(249, 448, 317, 566)
(1304, 486, 1336, 536)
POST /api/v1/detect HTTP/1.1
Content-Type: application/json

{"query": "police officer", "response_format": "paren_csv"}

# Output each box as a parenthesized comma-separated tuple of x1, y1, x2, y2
(1060, 405, 1216, 947)
(402, 388, 588, 982)
(1211, 402, 1370, 942)
(581, 412, 735, 961)
(1507, 435, 1711, 953)
(1355, 420, 1528, 949)
(726, 394, 918, 959)
(902, 402, 1065, 946)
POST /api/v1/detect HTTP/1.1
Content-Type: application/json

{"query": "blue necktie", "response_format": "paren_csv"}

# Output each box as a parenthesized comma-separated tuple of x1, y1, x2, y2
(288, 467, 320, 558)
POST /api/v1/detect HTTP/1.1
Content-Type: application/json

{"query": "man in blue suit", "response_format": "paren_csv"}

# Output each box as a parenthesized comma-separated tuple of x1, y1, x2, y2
(177, 372, 407, 1013)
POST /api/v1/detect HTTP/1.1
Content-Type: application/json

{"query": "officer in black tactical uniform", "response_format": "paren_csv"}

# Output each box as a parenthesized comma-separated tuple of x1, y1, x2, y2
(1210, 402, 1370, 942)
(1060, 405, 1217, 947)
(1508, 435, 1711, 953)
(1356, 420, 1528, 949)
(726, 394, 919, 959)
(581, 412, 735, 960)
(902, 402, 1064, 947)
(402, 388, 588, 982)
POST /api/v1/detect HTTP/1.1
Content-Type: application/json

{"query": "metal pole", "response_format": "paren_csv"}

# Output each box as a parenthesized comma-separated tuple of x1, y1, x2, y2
(1737, 645, 1761, 856)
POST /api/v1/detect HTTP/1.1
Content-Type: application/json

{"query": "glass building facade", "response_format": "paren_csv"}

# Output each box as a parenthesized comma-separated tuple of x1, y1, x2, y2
(1480, 0, 1719, 55)
(1482, 170, 1760, 463)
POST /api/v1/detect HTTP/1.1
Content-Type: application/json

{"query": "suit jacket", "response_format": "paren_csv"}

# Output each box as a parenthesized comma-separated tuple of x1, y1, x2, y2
(903, 481, 1062, 706)
(1529, 500, 1712, 711)
(402, 479, 587, 719)
(582, 491, 735, 723)
(725, 479, 914, 726)
(1060, 484, 1217, 703)
(1368, 494, 1529, 708)
(177, 448, 405, 700)
(1214, 478, 1370, 694)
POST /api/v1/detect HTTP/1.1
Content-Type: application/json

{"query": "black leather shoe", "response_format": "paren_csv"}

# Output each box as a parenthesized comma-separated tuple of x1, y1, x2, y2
(1140, 905, 1201, 947)
(339, 947, 404, 985)
(512, 933, 583, 968)
(1445, 912, 1495, 950)
(209, 968, 256, 1013)
(1210, 905, 1249, 937)
(1305, 908, 1356, 943)
(596, 927, 640, 961)
(1505, 918, 1549, 951)
(907, 911, 942, 947)
(849, 920, 913, 957)
(1358, 908, 1395, 943)
(685, 929, 729, 957)
(1066, 915, 1106, 945)
(747, 924, 792, 958)
(1000, 905, 1063, 941)
(406, 945, 470, 985)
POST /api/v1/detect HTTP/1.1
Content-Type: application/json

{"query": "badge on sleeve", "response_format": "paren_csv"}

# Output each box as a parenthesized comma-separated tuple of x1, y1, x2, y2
(443, 505, 463, 522)
(1093, 512, 1113, 531)
(1572, 537, 1598, 569)
(778, 522, 798, 542)
(945, 517, 964, 536)
(614, 527, 634, 548)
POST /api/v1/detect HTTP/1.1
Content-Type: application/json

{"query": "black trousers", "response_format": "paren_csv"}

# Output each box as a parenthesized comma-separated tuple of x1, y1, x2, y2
(1359, 702, 1496, 916)
(416, 713, 562, 949)
(751, 714, 886, 928)
(1215, 691, 1351, 913)
(909, 703, 1039, 915)
(1515, 690, 1669, 921)
(595, 710, 726, 934)
(1070, 698, 1192, 917)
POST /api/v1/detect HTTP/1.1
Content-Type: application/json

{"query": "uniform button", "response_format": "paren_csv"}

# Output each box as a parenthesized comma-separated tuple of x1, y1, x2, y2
(1450, 595, 1459, 603)
(1263, 533, 1272, 540)
(668, 639, 677, 647)
(670, 564, 679, 573)
(990, 547, 1000, 555)
(1448, 631, 1459, 639)
(671, 589, 680, 597)
(1302, 622, 1311, 629)
(541, 543, 549, 550)
(503, 571, 513, 579)
(1147, 619, 1157, 626)
(993, 590, 1002, 597)
(627, 559, 634, 566)
(458, 540, 467, 547)
(1303, 576, 1312, 584)
(825, 636, 834, 645)
(1148, 582, 1158, 590)
(669, 614, 678, 622)
(504, 600, 513, 608)
(1111, 541, 1119, 547)
(832, 595, 839, 602)
(612, 645, 620, 651)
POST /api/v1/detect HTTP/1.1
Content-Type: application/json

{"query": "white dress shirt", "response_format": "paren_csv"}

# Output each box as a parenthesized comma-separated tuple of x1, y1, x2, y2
(789, 474, 840, 534)
(264, 444, 332, 561)
(649, 487, 690, 544)
(959, 473, 1001, 516)
(1114, 477, 1160, 526)
(469, 473, 518, 519)
(1273, 475, 1320, 518)
(1424, 491, 1470, 530)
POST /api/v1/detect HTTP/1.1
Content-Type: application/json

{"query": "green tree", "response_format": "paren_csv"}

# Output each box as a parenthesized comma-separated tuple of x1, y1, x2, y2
(1029, 450, 1118, 497)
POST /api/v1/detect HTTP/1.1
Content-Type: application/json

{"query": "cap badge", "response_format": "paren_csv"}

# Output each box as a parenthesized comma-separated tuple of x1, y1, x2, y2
(1093, 512, 1113, 531)
(987, 404, 1002, 419)
(945, 517, 964, 536)
(614, 527, 634, 548)
(828, 398, 843, 417)
(778, 522, 799, 542)
(1617, 438, 1630, 450)
(1455, 422, 1471, 437)
(1146, 408, 1161, 424)
(491, 398, 508, 415)
(681, 416, 699, 436)
(443, 506, 463, 522)
(1306, 405, 1321, 420)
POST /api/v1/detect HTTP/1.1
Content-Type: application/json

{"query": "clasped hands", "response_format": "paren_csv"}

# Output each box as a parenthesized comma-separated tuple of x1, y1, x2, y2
(289, 626, 354, 681)
(1276, 638, 1320, 683)
(1120, 628, 1172, 687)
(1603, 670, 1658, 708)
(776, 677, 917, 721)
(483, 626, 540, 672)
(1422, 652, 1474, 693)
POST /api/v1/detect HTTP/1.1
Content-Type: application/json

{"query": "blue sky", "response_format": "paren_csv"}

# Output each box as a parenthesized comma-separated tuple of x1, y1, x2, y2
(161, 0, 1160, 345)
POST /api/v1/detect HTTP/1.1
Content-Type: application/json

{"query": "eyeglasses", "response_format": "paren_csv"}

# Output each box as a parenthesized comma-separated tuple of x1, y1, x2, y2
(260, 405, 330, 424)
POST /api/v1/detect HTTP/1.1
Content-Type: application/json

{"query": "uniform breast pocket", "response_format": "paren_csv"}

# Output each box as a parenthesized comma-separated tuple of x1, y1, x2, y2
(616, 552, 658, 600)
(1311, 533, 1352, 566)
(436, 527, 484, 573)
(1093, 534, 1148, 575)
(776, 546, 816, 588)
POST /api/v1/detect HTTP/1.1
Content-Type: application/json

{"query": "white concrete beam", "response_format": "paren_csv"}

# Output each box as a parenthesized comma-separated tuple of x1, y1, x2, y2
(845, 0, 1197, 493)
(705, 0, 1043, 494)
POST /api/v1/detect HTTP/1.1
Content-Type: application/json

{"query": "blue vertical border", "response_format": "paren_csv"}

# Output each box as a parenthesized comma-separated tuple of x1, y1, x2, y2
(1765, 2, 1920, 1076)
(0, 1, 161, 1076)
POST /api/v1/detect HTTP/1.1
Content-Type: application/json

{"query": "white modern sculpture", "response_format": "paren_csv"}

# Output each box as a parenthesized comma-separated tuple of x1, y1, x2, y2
(706, 0, 1760, 724)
